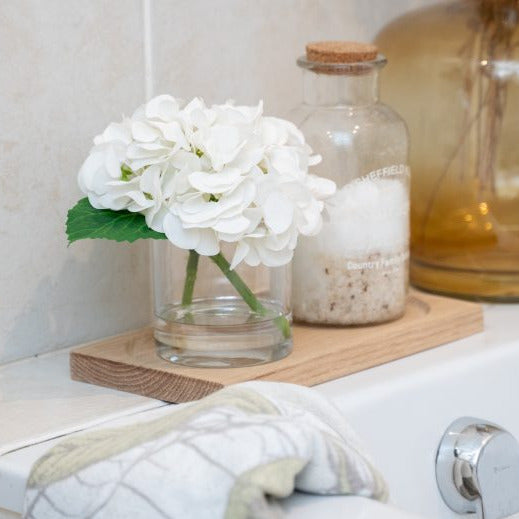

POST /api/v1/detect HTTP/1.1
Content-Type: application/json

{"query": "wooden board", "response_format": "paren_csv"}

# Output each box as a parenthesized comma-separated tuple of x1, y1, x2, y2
(70, 290, 483, 403)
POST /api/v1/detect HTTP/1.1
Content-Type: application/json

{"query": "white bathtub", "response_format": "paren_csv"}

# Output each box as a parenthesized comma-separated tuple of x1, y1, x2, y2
(1, 302, 517, 518)
(311, 303, 519, 518)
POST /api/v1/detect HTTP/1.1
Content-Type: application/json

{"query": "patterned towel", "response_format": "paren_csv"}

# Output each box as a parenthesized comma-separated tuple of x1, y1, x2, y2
(24, 382, 387, 518)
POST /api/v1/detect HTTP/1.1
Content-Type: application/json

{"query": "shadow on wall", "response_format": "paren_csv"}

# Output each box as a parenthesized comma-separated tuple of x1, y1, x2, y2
(1, 238, 151, 364)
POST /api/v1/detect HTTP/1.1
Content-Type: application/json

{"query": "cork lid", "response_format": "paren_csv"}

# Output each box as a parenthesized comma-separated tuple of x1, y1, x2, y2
(306, 41, 379, 64)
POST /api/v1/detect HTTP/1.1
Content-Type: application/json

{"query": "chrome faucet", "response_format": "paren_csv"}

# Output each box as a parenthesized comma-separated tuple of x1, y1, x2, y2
(436, 417, 519, 519)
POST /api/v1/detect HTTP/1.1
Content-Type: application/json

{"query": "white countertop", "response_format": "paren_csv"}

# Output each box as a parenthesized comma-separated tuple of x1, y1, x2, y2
(1, 302, 517, 518)
(0, 348, 167, 457)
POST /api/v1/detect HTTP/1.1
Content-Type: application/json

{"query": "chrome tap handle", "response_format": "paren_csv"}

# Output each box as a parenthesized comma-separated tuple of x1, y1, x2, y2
(436, 417, 519, 519)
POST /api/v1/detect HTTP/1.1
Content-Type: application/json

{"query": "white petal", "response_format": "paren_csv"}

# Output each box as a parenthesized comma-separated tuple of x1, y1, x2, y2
(267, 147, 303, 178)
(306, 174, 336, 199)
(145, 95, 179, 121)
(179, 181, 254, 224)
(180, 194, 210, 216)
(308, 154, 322, 166)
(264, 229, 294, 251)
(230, 241, 250, 270)
(170, 150, 201, 170)
(229, 144, 264, 172)
(163, 213, 199, 250)
(213, 216, 250, 234)
(258, 245, 294, 267)
(139, 164, 161, 195)
(213, 102, 261, 125)
(183, 97, 204, 112)
(132, 121, 160, 142)
(243, 207, 263, 232)
(78, 151, 105, 192)
(188, 168, 242, 194)
(96, 192, 131, 211)
(126, 192, 154, 211)
(279, 181, 311, 205)
(270, 249, 294, 266)
(87, 193, 106, 210)
(153, 120, 189, 148)
(204, 125, 245, 170)
(105, 147, 123, 179)
(161, 167, 177, 199)
(280, 118, 306, 146)
(260, 117, 304, 146)
(260, 117, 288, 146)
(186, 105, 217, 130)
(297, 199, 324, 236)
(263, 192, 293, 234)
(130, 142, 167, 152)
(195, 229, 220, 256)
(171, 167, 192, 195)
(145, 204, 169, 233)
(99, 121, 131, 145)
(243, 244, 261, 267)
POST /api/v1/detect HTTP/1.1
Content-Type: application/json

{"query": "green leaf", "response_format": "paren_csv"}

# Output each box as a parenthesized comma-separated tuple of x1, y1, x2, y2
(66, 198, 167, 244)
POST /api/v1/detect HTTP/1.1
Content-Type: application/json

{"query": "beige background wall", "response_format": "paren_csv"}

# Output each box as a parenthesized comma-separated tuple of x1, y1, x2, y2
(0, 0, 437, 364)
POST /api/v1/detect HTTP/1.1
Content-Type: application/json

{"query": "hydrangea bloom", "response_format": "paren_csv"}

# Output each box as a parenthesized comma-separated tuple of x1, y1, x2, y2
(78, 95, 335, 268)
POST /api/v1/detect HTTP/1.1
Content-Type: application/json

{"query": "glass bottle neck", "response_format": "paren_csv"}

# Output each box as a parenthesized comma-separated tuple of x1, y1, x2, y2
(302, 69, 379, 107)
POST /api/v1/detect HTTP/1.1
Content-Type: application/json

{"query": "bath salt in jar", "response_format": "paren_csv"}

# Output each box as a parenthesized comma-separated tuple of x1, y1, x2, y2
(290, 41, 410, 325)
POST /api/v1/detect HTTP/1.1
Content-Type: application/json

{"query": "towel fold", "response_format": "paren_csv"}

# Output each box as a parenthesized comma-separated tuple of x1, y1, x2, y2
(23, 381, 387, 519)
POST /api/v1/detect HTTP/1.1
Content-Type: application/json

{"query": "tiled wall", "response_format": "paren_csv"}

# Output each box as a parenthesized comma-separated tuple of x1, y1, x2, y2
(0, 0, 437, 364)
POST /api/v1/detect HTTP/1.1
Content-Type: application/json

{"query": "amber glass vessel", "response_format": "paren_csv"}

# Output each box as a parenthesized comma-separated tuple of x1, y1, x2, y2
(376, 0, 519, 301)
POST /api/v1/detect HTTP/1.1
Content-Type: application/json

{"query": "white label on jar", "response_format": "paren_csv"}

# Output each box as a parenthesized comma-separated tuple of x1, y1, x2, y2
(354, 164, 410, 184)
(346, 251, 409, 272)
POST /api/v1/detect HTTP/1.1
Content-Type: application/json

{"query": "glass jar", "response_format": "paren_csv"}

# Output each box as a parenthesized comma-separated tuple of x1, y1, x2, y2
(153, 242, 292, 368)
(289, 42, 410, 325)
(376, 0, 519, 301)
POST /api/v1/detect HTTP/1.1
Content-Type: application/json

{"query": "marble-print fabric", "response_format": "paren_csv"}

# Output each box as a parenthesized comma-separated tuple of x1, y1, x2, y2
(24, 382, 387, 518)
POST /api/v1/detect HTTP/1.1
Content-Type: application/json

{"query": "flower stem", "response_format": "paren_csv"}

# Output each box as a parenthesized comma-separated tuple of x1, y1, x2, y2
(182, 250, 200, 306)
(210, 253, 291, 339)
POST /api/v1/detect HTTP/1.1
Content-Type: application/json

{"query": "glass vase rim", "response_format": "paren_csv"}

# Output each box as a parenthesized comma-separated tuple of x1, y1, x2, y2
(296, 53, 387, 75)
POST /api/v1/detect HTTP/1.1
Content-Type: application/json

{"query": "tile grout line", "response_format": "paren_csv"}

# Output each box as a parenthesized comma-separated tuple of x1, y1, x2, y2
(142, 0, 154, 101)
(142, 0, 156, 325)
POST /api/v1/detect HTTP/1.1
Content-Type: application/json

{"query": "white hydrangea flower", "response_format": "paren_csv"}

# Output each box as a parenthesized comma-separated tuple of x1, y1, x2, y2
(127, 95, 190, 171)
(78, 120, 156, 213)
(185, 99, 264, 173)
(164, 177, 256, 256)
(78, 95, 336, 268)
(139, 164, 176, 233)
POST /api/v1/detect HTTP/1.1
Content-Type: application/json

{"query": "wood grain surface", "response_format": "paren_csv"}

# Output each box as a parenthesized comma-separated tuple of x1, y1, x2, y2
(70, 290, 484, 403)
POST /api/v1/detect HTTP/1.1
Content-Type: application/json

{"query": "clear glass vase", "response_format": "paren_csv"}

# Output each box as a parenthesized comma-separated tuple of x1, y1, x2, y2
(152, 242, 292, 368)
(289, 45, 410, 325)
(376, 0, 519, 301)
